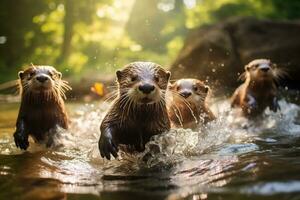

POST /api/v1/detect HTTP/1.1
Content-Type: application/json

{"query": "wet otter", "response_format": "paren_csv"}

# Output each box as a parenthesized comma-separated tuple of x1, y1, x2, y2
(231, 59, 285, 117)
(167, 79, 215, 129)
(14, 65, 71, 150)
(98, 62, 171, 160)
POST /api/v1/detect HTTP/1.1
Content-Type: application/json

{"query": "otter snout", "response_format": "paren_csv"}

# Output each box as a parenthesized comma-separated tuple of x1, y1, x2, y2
(260, 67, 270, 72)
(180, 90, 192, 98)
(36, 74, 49, 83)
(33, 73, 53, 91)
(138, 83, 155, 94)
(258, 64, 271, 72)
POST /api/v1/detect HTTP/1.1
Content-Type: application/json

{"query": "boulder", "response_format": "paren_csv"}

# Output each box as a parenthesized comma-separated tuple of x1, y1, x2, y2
(171, 17, 300, 89)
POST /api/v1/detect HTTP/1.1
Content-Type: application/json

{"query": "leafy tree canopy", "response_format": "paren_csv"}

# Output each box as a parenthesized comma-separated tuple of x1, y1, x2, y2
(0, 0, 299, 82)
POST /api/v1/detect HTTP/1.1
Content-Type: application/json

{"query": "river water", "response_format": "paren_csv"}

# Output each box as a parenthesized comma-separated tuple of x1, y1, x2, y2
(1, 97, 300, 200)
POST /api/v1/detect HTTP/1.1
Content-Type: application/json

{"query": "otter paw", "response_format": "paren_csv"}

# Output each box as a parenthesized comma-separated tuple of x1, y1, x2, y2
(270, 99, 280, 112)
(14, 132, 29, 150)
(248, 101, 258, 111)
(99, 135, 118, 160)
(249, 100, 257, 107)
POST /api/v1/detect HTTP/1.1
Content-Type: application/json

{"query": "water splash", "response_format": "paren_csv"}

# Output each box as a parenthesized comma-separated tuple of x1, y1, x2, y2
(51, 99, 300, 167)
(1, 97, 300, 197)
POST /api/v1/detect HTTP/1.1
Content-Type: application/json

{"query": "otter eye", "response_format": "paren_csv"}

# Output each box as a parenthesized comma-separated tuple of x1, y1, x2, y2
(193, 85, 198, 91)
(48, 72, 54, 78)
(154, 74, 160, 82)
(49, 71, 60, 79)
(29, 71, 35, 78)
(131, 75, 138, 82)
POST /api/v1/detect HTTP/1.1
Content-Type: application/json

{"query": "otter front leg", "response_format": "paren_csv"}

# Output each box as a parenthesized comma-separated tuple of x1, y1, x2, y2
(99, 126, 119, 160)
(270, 97, 280, 112)
(246, 94, 258, 110)
(243, 94, 257, 115)
(14, 119, 29, 150)
(230, 90, 240, 108)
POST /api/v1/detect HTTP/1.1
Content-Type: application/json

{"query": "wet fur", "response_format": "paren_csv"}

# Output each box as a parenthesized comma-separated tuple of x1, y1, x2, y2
(14, 65, 70, 150)
(168, 79, 215, 129)
(99, 62, 171, 160)
(231, 59, 285, 117)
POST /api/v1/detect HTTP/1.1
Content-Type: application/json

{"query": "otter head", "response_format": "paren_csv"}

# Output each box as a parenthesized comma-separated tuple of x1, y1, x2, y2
(116, 62, 171, 105)
(169, 79, 210, 104)
(18, 65, 70, 99)
(244, 59, 277, 82)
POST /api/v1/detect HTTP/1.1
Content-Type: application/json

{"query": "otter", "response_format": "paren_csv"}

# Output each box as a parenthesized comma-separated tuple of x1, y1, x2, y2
(167, 79, 215, 129)
(14, 65, 71, 150)
(231, 59, 285, 117)
(98, 62, 171, 160)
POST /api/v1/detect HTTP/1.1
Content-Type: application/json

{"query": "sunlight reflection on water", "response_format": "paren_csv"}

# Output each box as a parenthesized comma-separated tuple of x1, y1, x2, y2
(0, 98, 300, 199)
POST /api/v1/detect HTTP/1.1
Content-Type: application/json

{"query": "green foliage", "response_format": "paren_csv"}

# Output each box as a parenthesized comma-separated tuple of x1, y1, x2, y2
(269, 0, 300, 19)
(185, 0, 300, 29)
(0, 0, 299, 83)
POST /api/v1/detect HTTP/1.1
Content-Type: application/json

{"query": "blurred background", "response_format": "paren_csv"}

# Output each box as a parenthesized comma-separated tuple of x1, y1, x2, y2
(1, 0, 300, 97)
(1, 2, 300, 199)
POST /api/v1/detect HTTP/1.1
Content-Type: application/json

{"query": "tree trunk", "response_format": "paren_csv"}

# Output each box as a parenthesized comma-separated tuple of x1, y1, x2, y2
(57, 0, 75, 64)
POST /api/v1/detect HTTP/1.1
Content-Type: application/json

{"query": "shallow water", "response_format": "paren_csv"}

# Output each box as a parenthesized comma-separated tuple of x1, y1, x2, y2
(1, 97, 300, 200)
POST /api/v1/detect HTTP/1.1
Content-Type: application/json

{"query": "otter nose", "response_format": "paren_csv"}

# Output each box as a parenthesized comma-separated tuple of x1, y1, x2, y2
(36, 75, 49, 83)
(260, 67, 270, 72)
(180, 91, 192, 98)
(259, 64, 270, 72)
(139, 83, 155, 94)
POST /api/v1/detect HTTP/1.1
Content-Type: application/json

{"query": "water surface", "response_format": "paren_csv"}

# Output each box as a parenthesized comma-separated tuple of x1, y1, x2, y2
(1, 98, 300, 200)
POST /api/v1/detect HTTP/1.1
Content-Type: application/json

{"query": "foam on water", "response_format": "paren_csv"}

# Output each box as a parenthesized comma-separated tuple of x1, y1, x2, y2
(240, 181, 300, 195)
(2, 97, 300, 196)
(53, 98, 300, 169)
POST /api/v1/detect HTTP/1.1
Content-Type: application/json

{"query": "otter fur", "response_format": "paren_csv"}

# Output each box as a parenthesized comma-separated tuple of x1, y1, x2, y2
(167, 78, 215, 129)
(14, 65, 71, 150)
(231, 59, 285, 117)
(98, 62, 171, 160)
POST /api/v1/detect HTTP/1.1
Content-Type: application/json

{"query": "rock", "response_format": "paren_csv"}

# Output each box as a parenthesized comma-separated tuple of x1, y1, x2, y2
(171, 17, 300, 90)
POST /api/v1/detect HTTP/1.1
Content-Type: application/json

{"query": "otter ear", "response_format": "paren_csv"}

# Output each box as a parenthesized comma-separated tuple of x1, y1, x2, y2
(166, 71, 171, 81)
(57, 72, 62, 79)
(116, 70, 123, 81)
(204, 85, 210, 93)
(18, 71, 24, 79)
(245, 65, 250, 71)
(238, 72, 246, 81)
(168, 83, 174, 90)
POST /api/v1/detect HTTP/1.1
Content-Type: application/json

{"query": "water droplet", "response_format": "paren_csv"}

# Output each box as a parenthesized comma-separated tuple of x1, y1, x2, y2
(0, 36, 7, 44)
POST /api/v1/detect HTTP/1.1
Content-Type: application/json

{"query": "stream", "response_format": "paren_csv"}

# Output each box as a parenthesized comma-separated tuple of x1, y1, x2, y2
(1, 96, 300, 200)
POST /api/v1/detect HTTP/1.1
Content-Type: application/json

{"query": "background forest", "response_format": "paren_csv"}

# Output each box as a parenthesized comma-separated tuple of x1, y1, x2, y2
(1, 0, 300, 83)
